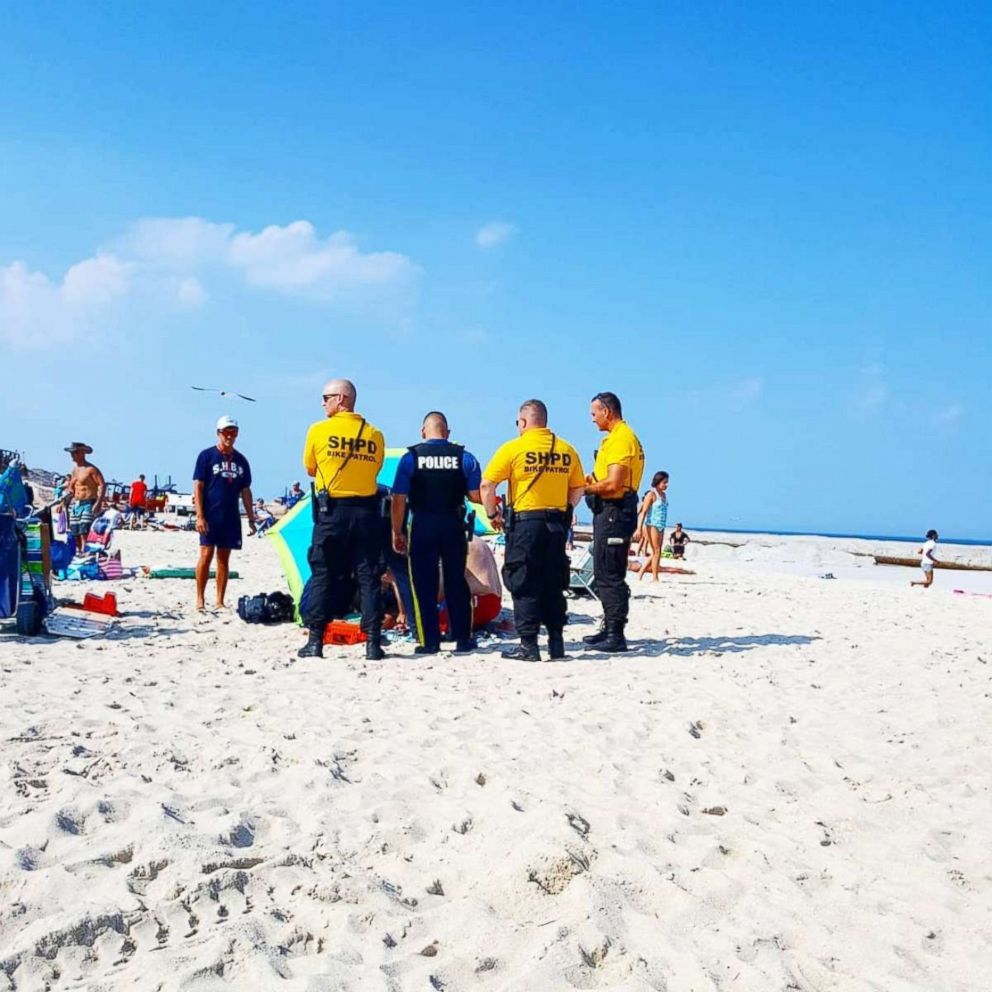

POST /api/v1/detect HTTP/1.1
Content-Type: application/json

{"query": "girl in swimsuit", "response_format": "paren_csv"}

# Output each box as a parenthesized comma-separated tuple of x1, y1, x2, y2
(635, 471, 669, 582)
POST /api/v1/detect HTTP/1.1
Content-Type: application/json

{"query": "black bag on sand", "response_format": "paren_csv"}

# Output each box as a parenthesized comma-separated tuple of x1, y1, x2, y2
(238, 591, 296, 625)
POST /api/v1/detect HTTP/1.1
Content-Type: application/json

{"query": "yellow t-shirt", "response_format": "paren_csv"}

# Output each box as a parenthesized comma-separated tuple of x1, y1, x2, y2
(593, 420, 645, 493)
(483, 428, 585, 511)
(303, 411, 385, 497)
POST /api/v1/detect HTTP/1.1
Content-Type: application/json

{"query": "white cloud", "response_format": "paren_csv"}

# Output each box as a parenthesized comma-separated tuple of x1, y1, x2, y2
(228, 222, 417, 298)
(475, 221, 517, 248)
(0, 254, 130, 348)
(934, 402, 964, 425)
(122, 217, 234, 267)
(62, 254, 130, 307)
(177, 276, 207, 308)
(1, 217, 419, 348)
(125, 217, 419, 300)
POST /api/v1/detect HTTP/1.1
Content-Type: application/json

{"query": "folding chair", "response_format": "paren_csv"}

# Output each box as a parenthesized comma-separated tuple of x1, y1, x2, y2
(84, 514, 117, 554)
(568, 545, 599, 599)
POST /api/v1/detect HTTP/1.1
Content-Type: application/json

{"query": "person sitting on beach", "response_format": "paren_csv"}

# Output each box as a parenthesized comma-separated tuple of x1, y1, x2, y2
(285, 480, 305, 508)
(669, 522, 690, 559)
(63, 442, 106, 554)
(254, 497, 276, 535)
(634, 471, 669, 582)
(100, 505, 126, 531)
(911, 529, 939, 589)
(464, 537, 503, 629)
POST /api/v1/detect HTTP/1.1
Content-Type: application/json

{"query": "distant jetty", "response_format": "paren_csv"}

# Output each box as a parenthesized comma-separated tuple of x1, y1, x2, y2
(868, 554, 992, 573)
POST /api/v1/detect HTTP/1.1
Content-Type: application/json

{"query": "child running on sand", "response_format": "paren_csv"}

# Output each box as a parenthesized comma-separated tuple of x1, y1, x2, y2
(911, 529, 939, 589)
(634, 471, 669, 582)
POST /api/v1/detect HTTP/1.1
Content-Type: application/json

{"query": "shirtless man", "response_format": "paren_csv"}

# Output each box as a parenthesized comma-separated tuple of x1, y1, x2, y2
(64, 442, 106, 552)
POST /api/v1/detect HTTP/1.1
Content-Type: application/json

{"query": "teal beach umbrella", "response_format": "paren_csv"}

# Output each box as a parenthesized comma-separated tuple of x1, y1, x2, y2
(267, 448, 494, 610)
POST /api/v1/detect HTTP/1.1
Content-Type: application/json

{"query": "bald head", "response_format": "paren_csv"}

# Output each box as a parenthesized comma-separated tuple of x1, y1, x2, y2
(322, 378, 357, 414)
(422, 411, 450, 439)
(518, 399, 548, 429)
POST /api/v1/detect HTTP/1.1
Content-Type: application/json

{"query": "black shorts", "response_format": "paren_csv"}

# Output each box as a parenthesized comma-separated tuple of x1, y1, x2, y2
(199, 513, 242, 550)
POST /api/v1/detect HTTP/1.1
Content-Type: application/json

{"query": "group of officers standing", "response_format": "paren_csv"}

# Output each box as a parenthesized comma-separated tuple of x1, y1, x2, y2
(297, 378, 645, 662)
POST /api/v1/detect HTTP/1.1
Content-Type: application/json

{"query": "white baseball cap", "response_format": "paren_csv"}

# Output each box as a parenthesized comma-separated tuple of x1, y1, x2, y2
(216, 415, 239, 431)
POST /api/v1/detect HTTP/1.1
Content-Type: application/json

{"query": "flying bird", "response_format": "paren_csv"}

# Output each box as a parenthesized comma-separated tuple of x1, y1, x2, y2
(191, 386, 257, 402)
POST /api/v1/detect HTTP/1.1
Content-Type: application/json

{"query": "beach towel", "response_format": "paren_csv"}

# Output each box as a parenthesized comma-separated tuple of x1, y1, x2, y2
(85, 514, 116, 548)
(99, 552, 124, 580)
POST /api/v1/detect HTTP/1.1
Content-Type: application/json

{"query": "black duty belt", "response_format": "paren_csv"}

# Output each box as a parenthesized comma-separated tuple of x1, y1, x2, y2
(318, 493, 378, 507)
(514, 509, 569, 521)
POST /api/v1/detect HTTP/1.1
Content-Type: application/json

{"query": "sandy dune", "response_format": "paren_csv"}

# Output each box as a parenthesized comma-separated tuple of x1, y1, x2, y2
(1, 530, 989, 991)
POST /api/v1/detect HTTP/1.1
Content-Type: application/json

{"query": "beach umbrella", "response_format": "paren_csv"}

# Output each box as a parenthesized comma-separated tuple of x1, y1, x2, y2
(267, 448, 495, 610)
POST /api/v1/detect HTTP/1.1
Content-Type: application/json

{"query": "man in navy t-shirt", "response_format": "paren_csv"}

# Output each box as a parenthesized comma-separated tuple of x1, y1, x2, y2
(193, 415, 256, 611)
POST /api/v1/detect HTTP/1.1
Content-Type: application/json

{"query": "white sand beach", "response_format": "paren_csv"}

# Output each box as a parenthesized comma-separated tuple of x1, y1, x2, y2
(2, 529, 990, 991)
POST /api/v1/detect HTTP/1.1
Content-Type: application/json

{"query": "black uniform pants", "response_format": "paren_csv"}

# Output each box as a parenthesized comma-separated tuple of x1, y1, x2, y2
(305, 499, 382, 634)
(592, 493, 638, 627)
(407, 512, 471, 647)
(502, 515, 569, 639)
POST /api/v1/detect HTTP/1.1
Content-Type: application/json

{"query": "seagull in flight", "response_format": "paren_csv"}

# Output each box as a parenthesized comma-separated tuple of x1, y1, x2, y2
(191, 386, 256, 402)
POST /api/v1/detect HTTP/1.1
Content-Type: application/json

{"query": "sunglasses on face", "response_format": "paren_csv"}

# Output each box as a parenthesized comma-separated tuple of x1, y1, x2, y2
(219, 429, 238, 437)
(322, 393, 342, 403)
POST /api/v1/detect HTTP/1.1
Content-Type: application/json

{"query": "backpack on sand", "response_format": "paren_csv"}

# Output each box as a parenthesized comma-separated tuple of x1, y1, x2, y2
(237, 591, 295, 625)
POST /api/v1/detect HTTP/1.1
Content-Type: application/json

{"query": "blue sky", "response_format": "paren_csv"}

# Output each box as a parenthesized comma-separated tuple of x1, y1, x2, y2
(2, 3, 989, 538)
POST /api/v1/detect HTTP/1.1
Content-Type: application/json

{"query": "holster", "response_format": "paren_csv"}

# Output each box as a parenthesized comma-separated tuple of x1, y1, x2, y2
(598, 491, 638, 540)
(313, 488, 331, 518)
(584, 493, 603, 514)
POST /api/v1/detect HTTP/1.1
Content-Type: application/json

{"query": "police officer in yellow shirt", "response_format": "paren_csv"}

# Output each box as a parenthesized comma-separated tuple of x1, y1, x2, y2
(481, 399, 586, 662)
(298, 378, 386, 660)
(582, 390, 645, 652)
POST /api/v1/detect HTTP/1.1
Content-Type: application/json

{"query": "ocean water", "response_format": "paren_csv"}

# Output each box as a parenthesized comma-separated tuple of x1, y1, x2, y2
(569, 520, 990, 547)
(688, 526, 992, 547)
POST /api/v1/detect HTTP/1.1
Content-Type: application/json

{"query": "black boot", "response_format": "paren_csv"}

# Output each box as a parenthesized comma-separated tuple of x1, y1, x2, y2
(365, 630, 384, 661)
(297, 628, 324, 658)
(547, 631, 566, 660)
(501, 637, 540, 662)
(597, 623, 628, 653)
(582, 623, 608, 646)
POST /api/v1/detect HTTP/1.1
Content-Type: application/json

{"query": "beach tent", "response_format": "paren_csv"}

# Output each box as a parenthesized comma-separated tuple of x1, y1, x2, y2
(267, 447, 495, 609)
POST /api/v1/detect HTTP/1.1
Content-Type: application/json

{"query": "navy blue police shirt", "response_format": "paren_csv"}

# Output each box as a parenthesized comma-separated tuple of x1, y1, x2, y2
(193, 447, 252, 522)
